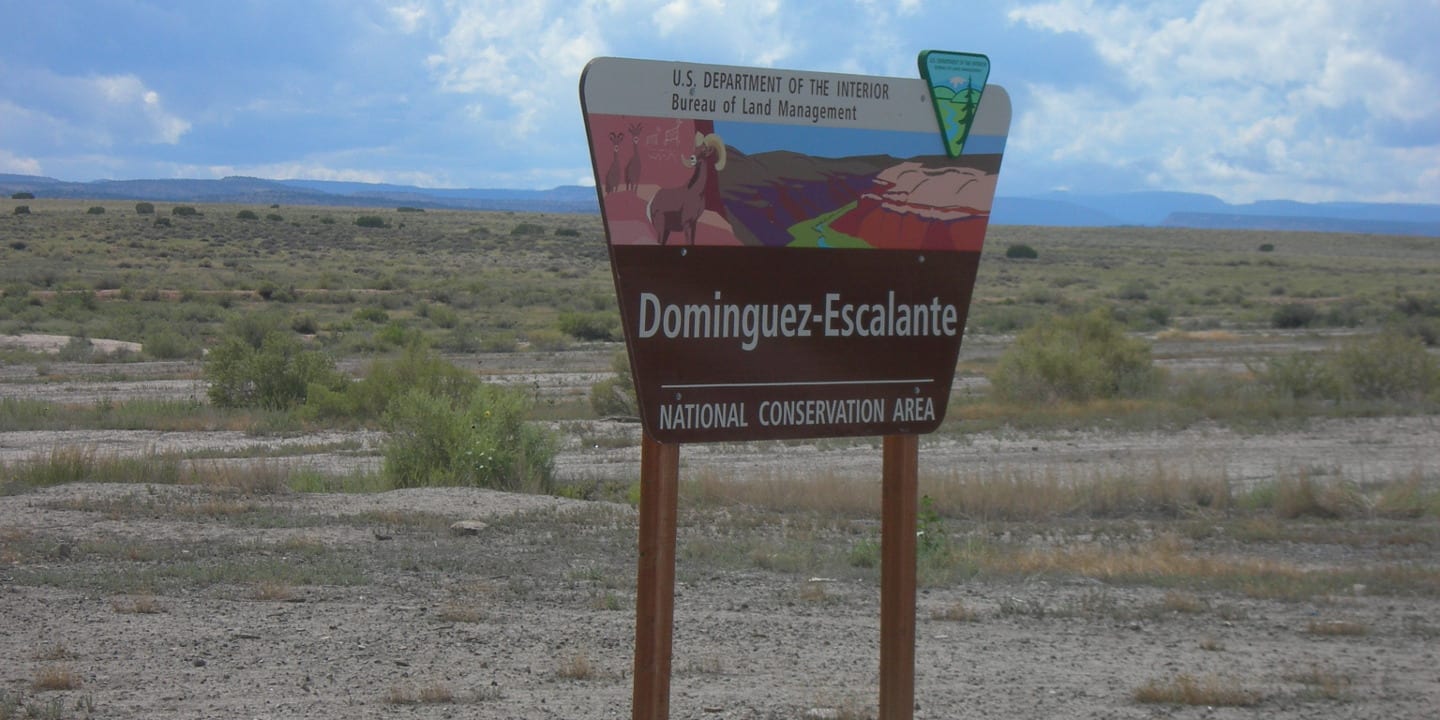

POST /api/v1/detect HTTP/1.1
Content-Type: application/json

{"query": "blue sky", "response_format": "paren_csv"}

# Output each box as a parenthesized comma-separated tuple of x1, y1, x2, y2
(1, 1, 1436, 204)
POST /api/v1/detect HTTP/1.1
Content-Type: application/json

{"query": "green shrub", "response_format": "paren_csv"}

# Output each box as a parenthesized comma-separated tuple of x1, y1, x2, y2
(989, 308, 1161, 403)
(266, 213, 284, 222)
(56, 336, 94, 362)
(12, 205, 29, 215)
(319, 215, 337, 225)
(354, 306, 390, 324)
(1258, 243, 1275, 252)
(10, 192, 34, 200)
(306, 344, 475, 422)
(1005, 243, 1038, 260)
(1332, 331, 1439, 402)
(555, 227, 580, 237)
(204, 318, 345, 410)
(397, 206, 425, 213)
(355, 215, 387, 228)
(510, 222, 546, 236)
(172, 206, 199, 216)
(237, 209, 259, 220)
(135, 202, 155, 215)
(558, 311, 619, 341)
(153, 217, 171, 227)
(144, 329, 203, 360)
(1272, 302, 1316, 329)
(290, 314, 320, 335)
(383, 382, 555, 493)
(86, 206, 105, 215)
(590, 351, 638, 418)
(421, 303, 459, 329)
(1255, 352, 1339, 400)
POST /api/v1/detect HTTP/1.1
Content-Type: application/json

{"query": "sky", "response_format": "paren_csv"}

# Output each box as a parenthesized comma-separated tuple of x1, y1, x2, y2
(1, 0, 1436, 204)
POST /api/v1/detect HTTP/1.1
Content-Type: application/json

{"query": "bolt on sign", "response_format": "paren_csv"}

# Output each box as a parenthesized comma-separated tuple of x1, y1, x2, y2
(580, 56, 1011, 444)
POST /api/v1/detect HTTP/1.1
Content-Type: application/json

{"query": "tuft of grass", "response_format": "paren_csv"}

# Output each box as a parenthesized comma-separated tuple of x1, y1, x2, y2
(931, 599, 980, 622)
(385, 683, 454, 705)
(1284, 664, 1352, 700)
(251, 581, 294, 601)
(1199, 636, 1225, 651)
(1307, 619, 1368, 637)
(588, 591, 624, 611)
(31, 665, 82, 691)
(556, 653, 595, 680)
(111, 595, 163, 614)
(436, 602, 484, 623)
(1133, 673, 1260, 707)
(1160, 590, 1206, 614)
(798, 580, 830, 603)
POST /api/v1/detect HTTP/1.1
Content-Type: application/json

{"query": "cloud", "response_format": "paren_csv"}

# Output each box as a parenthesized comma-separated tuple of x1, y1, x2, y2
(1008, 0, 1440, 202)
(0, 68, 191, 152)
(0, 148, 42, 175)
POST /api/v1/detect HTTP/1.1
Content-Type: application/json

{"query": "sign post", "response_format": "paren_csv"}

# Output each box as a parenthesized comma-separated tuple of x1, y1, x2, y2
(580, 53, 1010, 720)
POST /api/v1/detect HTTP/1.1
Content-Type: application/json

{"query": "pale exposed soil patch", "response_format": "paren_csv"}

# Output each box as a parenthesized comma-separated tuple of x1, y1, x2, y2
(0, 334, 143, 356)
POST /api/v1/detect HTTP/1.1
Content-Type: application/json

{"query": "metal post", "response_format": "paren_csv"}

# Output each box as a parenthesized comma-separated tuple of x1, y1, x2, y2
(633, 432, 680, 720)
(879, 434, 919, 720)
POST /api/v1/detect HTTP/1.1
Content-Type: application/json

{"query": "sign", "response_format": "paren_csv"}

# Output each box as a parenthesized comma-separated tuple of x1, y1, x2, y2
(580, 57, 1011, 443)
(918, 51, 991, 157)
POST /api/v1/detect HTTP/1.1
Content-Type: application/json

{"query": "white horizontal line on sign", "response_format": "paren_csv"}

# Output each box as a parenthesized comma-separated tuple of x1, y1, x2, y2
(660, 378, 934, 390)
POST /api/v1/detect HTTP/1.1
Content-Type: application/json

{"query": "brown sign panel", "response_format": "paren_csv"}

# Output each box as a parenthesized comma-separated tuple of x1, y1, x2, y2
(580, 58, 1012, 443)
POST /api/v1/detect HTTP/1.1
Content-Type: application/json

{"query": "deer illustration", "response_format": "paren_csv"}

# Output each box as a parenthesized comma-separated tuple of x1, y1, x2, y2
(646, 132, 726, 246)
(624, 122, 643, 192)
(604, 131, 624, 195)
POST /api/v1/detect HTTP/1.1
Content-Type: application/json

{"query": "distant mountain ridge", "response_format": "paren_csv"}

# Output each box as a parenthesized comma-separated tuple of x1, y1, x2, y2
(2, 173, 1436, 236)
(0, 174, 598, 214)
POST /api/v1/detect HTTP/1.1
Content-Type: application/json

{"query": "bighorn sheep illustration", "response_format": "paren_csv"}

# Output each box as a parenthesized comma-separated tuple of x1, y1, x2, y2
(624, 122, 643, 192)
(604, 131, 624, 195)
(646, 132, 726, 246)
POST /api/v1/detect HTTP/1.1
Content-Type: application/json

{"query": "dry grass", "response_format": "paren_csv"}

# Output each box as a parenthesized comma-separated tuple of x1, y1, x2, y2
(1133, 673, 1260, 706)
(685, 463, 1237, 521)
(31, 665, 82, 691)
(685, 468, 877, 515)
(957, 533, 1440, 599)
(384, 682, 454, 705)
(1274, 472, 1367, 519)
(1307, 619, 1368, 636)
(436, 602, 484, 623)
(111, 594, 163, 614)
(251, 581, 294, 601)
(1156, 329, 1241, 342)
(1160, 590, 1206, 614)
(798, 580, 830, 603)
(195, 459, 293, 495)
(556, 653, 595, 680)
(1284, 664, 1352, 700)
(1199, 636, 1225, 651)
(931, 599, 980, 622)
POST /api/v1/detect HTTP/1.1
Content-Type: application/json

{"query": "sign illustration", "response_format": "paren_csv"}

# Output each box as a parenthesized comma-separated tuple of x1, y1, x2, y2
(580, 56, 1011, 443)
(919, 50, 990, 158)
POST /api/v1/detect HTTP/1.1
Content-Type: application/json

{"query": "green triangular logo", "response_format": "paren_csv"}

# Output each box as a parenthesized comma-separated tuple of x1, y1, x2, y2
(919, 50, 991, 158)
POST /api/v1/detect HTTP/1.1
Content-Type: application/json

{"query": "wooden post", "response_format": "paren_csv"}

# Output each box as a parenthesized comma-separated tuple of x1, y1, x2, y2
(633, 432, 680, 720)
(879, 434, 919, 720)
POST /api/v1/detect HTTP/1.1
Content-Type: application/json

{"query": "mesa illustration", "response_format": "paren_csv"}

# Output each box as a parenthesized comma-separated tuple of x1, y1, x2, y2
(588, 115, 1002, 250)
